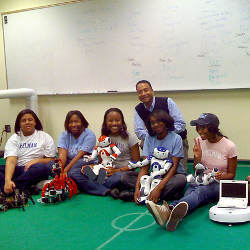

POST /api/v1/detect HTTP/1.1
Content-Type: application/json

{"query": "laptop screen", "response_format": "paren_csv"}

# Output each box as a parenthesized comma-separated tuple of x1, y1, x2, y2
(221, 183, 247, 198)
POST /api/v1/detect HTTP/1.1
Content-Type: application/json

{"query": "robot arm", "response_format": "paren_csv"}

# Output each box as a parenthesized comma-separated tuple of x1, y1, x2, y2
(163, 161, 172, 172)
(83, 146, 98, 162)
(210, 168, 219, 178)
(128, 157, 150, 169)
(205, 168, 219, 184)
(110, 144, 121, 160)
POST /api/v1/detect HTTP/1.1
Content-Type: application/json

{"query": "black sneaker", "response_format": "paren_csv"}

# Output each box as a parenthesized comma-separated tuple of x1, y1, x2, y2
(119, 190, 134, 202)
(110, 188, 120, 199)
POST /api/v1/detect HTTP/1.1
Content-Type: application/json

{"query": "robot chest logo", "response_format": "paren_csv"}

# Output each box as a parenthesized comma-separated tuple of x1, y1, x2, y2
(151, 162, 162, 171)
(99, 149, 110, 157)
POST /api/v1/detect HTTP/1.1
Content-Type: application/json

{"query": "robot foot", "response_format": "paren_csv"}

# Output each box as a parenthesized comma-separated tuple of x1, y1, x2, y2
(83, 166, 97, 181)
(137, 196, 148, 205)
(96, 168, 107, 184)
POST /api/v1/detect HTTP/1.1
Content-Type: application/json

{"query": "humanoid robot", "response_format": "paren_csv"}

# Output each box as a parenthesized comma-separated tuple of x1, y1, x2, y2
(83, 135, 121, 184)
(186, 163, 218, 186)
(129, 147, 172, 204)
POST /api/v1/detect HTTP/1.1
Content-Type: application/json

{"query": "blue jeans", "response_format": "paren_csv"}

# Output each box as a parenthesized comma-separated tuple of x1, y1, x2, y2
(0, 161, 54, 191)
(170, 182, 220, 213)
(67, 159, 123, 196)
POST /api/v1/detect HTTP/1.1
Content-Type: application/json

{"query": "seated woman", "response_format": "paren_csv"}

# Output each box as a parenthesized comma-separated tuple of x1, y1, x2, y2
(134, 109, 186, 204)
(147, 113, 237, 231)
(0, 109, 56, 194)
(100, 107, 140, 200)
(70, 108, 140, 197)
(58, 110, 96, 176)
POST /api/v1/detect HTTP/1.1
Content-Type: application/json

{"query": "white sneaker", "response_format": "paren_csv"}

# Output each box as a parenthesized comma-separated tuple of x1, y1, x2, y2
(166, 201, 188, 231)
(147, 200, 171, 226)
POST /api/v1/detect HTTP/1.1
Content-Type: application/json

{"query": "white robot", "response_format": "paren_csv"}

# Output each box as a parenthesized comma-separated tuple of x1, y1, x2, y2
(83, 135, 121, 183)
(129, 147, 172, 204)
(187, 163, 218, 186)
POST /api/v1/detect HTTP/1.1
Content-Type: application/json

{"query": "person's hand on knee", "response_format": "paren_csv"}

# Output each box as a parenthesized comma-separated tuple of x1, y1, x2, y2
(134, 188, 141, 204)
(4, 180, 15, 194)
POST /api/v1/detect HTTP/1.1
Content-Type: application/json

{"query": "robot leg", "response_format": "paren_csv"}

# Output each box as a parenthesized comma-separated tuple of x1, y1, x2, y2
(92, 164, 106, 175)
(137, 175, 152, 205)
(83, 166, 98, 181)
(96, 168, 107, 184)
(149, 179, 161, 193)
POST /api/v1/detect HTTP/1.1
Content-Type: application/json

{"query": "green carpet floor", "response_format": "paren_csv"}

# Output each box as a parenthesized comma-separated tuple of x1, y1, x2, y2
(0, 163, 249, 250)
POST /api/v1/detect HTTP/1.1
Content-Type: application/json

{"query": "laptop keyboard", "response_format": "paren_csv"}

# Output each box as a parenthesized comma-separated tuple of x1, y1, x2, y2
(217, 200, 247, 209)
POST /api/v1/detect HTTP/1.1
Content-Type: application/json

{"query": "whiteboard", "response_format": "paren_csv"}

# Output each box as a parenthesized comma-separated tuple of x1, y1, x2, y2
(2, 0, 250, 95)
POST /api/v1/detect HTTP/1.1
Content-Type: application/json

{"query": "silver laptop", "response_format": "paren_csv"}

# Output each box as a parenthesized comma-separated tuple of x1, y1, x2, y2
(217, 180, 248, 209)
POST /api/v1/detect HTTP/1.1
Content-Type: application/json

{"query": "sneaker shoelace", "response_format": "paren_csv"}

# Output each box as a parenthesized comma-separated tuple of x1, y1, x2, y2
(159, 204, 168, 212)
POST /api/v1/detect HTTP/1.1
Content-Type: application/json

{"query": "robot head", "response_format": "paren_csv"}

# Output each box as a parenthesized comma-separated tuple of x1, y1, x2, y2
(98, 135, 111, 147)
(153, 147, 169, 160)
(195, 163, 207, 176)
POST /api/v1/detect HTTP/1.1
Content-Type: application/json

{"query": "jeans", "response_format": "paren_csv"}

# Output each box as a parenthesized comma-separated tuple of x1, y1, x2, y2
(120, 171, 139, 190)
(170, 182, 220, 213)
(120, 172, 186, 200)
(160, 173, 187, 201)
(0, 161, 54, 191)
(67, 159, 123, 196)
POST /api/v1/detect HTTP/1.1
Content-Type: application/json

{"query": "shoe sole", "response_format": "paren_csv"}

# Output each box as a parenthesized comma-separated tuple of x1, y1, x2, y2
(166, 202, 188, 231)
(146, 202, 165, 226)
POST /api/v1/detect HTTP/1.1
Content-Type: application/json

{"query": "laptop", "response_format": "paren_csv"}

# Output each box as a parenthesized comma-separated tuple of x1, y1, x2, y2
(217, 180, 248, 209)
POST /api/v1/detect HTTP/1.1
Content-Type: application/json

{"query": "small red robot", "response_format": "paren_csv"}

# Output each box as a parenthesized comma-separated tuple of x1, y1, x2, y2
(39, 159, 78, 204)
(83, 135, 121, 183)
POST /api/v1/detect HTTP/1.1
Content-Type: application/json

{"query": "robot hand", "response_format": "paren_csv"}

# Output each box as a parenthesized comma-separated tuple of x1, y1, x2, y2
(206, 168, 219, 183)
(128, 161, 143, 169)
(110, 154, 118, 161)
(83, 155, 92, 162)
(105, 161, 114, 168)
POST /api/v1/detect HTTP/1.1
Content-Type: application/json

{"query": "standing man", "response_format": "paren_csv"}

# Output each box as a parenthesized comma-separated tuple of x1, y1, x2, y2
(134, 80, 189, 173)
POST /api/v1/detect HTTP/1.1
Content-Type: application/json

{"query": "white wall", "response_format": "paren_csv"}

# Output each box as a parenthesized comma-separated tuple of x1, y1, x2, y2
(0, 0, 249, 160)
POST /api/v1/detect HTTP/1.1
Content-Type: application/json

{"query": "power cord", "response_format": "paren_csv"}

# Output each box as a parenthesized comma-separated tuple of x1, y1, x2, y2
(0, 126, 11, 157)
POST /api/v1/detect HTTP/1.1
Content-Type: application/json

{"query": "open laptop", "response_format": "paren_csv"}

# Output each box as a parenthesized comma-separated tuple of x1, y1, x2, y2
(217, 180, 248, 209)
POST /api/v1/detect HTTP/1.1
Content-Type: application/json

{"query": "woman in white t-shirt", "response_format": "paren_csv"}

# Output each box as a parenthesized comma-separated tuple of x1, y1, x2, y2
(146, 113, 237, 231)
(0, 109, 56, 194)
